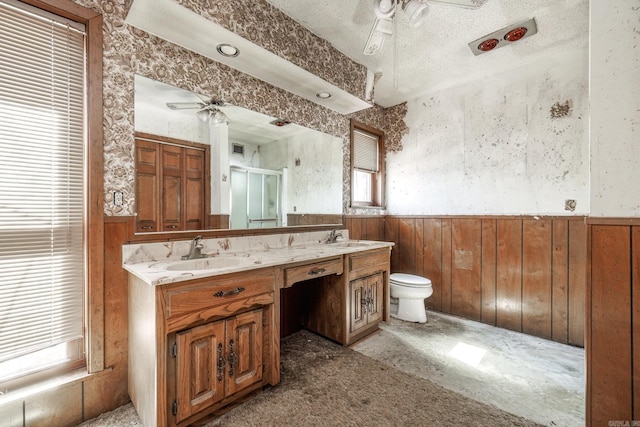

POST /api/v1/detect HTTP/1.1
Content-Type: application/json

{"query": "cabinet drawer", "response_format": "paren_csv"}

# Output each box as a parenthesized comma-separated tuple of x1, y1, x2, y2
(164, 270, 275, 327)
(284, 257, 343, 287)
(349, 249, 390, 275)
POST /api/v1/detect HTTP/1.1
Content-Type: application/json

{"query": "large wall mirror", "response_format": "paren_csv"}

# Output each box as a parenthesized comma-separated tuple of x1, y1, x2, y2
(134, 75, 344, 233)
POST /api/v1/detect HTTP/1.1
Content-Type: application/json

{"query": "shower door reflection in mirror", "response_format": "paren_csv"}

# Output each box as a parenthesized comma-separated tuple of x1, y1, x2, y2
(230, 166, 284, 229)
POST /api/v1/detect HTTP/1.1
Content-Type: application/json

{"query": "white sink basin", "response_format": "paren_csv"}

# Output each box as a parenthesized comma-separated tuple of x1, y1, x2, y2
(165, 257, 243, 271)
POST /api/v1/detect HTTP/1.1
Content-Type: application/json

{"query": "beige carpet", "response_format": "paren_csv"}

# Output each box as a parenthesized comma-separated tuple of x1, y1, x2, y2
(83, 330, 541, 426)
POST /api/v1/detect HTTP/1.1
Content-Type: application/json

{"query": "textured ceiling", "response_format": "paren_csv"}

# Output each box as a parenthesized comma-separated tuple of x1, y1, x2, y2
(266, 0, 589, 107)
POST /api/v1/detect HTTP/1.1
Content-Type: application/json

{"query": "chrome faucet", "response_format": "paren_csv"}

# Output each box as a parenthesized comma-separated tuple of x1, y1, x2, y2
(182, 235, 206, 260)
(325, 229, 343, 244)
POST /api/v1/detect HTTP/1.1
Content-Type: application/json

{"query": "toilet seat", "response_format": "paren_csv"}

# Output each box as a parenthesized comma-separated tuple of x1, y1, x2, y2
(390, 273, 432, 288)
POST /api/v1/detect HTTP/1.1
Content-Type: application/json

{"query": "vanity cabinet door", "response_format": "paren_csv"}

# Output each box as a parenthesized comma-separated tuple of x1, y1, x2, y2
(225, 309, 263, 396)
(176, 320, 226, 422)
(349, 272, 383, 334)
(366, 272, 383, 325)
(174, 308, 263, 423)
(349, 277, 368, 334)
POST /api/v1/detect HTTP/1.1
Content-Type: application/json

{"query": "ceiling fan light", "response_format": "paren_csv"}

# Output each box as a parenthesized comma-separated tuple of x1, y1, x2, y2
(196, 109, 210, 122)
(403, 0, 429, 27)
(374, 0, 397, 19)
(210, 108, 231, 126)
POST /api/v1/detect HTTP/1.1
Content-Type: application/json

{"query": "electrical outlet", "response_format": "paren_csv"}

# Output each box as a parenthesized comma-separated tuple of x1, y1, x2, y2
(565, 199, 576, 212)
(113, 191, 123, 206)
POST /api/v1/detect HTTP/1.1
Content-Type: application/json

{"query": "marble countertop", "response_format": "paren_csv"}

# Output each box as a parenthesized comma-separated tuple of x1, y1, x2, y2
(123, 231, 393, 286)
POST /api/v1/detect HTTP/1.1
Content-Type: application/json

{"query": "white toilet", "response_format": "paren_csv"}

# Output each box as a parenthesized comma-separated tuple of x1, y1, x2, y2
(390, 273, 433, 323)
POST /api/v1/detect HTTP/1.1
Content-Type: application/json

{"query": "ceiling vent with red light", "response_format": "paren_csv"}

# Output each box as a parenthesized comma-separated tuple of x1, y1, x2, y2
(468, 18, 537, 56)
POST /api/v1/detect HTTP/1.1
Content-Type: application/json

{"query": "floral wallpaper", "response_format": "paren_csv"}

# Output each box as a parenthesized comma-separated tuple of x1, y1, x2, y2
(176, 0, 367, 99)
(73, 0, 405, 216)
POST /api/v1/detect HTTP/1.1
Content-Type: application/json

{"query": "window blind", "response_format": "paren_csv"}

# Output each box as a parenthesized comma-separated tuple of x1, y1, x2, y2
(353, 129, 379, 172)
(0, 1, 85, 363)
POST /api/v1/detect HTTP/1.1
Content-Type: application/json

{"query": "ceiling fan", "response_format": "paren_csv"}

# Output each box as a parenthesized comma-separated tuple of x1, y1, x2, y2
(364, 0, 489, 56)
(166, 98, 232, 125)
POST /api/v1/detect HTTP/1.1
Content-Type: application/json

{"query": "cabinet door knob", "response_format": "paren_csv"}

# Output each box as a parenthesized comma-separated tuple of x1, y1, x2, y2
(214, 287, 246, 297)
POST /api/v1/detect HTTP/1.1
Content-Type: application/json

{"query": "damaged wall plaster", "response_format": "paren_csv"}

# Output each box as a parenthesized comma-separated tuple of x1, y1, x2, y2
(386, 48, 589, 216)
(590, 0, 640, 216)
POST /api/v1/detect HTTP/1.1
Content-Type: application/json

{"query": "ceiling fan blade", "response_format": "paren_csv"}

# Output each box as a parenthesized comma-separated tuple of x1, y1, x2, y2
(166, 102, 205, 110)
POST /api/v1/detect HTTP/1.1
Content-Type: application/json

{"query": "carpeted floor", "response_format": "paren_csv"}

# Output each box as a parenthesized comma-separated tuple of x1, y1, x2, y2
(82, 329, 541, 426)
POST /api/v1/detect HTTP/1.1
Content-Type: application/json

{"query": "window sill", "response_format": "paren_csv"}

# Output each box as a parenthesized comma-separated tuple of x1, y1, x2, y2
(0, 366, 112, 406)
(348, 205, 387, 214)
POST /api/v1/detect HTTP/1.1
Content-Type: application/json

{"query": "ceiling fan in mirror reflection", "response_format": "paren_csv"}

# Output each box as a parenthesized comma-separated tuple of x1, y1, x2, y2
(166, 98, 232, 125)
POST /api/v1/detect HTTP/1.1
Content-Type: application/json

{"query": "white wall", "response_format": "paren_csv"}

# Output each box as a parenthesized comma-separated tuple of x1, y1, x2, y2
(134, 101, 207, 144)
(286, 129, 343, 215)
(386, 48, 589, 216)
(590, 0, 640, 217)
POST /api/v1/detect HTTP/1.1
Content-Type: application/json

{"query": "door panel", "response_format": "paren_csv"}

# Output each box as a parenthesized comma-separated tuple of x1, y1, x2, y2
(366, 273, 383, 324)
(176, 321, 226, 422)
(225, 309, 263, 396)
(350, 278, 367, 333)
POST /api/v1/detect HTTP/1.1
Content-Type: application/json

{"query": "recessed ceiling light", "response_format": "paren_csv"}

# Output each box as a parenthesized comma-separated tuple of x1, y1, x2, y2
(216, 43, 239, 57)
(316, 92, 332, 99)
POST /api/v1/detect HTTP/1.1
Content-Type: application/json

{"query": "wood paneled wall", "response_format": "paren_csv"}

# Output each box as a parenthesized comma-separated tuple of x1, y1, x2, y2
(346, 215, 586, 347)
(287, 214, 343, 227)
(343, 216, 385, 241)
(587, 221, 640, 424)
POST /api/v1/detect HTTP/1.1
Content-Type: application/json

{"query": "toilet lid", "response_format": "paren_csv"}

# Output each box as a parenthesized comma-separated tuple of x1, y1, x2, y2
(390, 273, 432, 288)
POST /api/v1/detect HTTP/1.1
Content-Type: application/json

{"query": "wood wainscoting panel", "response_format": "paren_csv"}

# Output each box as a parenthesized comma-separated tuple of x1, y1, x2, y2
(441, 219, 453, 314)
(366, 217, 384, 241)
(414, 219, 425, 277)
(373, 215, 585, 346)
(344, 216, 385, 242)
(481, 219, 497, 325)
(384, 217, 400, 272)
(633, 226, 640, 418)
(347, 217, 364, 240)
(522, 219, 552, 339)
(589, 225, 632, 423)
(451, 219, 482, 321)
(423, 218, 443, 312)
(568, 220, 587, 347)
(631, 226, 640, 420)
(398, 218, 417, 273)
(496, 219, 523, 332)
(83, 216, 137, 420)
(551, 220, 569, 343)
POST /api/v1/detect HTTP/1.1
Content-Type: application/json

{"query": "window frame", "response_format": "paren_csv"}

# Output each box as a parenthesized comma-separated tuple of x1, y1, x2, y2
(6, 0, 104, 380)
(350, 119, 385, 208)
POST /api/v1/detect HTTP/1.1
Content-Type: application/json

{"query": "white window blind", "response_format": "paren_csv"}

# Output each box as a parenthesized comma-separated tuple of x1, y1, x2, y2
(353, 129, 379, 172)
(0, 0, 85, 364)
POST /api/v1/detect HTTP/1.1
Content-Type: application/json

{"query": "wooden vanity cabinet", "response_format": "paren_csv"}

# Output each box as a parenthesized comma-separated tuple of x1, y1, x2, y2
(305, 247, 391, 345)
(128, 268, 278, 427)
(175, 309, 263, 423)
